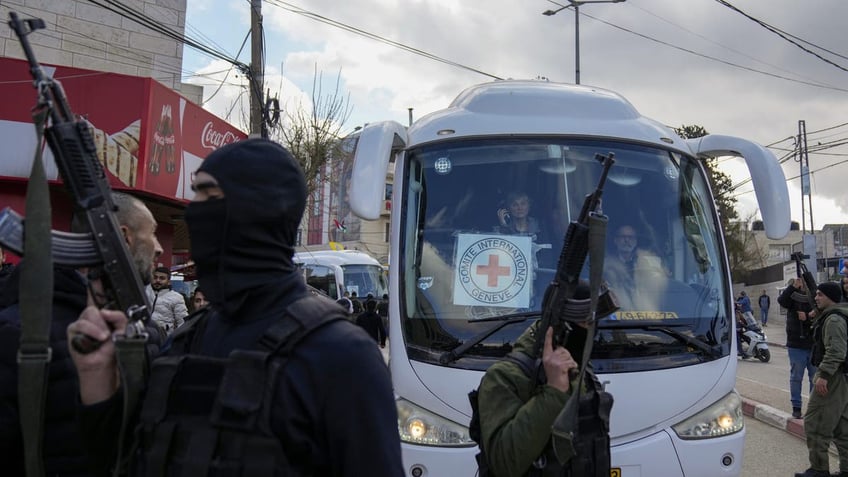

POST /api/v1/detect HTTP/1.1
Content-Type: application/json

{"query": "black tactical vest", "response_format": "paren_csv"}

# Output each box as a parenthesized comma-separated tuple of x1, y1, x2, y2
(131, 295, 346, 477)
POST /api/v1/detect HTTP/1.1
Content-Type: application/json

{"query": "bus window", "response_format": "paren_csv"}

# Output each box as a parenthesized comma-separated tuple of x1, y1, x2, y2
(303, 264, 338, 299)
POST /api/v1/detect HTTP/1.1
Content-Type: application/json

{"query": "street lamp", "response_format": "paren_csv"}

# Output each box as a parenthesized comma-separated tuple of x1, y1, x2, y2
(542, 0, 626, 85)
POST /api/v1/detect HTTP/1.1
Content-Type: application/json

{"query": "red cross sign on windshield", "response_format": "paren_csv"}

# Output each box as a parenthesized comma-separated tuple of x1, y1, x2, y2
(476, 254, 511, 287)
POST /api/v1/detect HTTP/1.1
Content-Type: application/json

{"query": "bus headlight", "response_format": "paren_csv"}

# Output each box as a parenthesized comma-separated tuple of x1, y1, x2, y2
(396, 398, 476, 447)
(672, 391, 744, 440)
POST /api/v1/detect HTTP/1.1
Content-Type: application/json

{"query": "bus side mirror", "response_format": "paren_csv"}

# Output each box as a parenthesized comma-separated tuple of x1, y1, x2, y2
(350, 121, 408, 220)
(685, 135, 790, 240)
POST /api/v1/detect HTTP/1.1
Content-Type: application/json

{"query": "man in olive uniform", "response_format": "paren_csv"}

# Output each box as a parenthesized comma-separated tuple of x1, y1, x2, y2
(796, 282, 848, 477)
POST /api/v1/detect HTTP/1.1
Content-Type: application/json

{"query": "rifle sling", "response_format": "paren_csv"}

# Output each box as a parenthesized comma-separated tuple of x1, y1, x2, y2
(18, 107, 53, 477)
(113, 336, 149, 477)
(551, 212, 608, 462)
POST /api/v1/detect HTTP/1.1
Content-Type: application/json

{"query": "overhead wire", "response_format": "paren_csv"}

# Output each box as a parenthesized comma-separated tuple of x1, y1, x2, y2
(627, 2, 833, 88)
(263, 0, 504, 80)
(201, 30, 252, 106)
(579, 11, 848, 94)
(713, 0, 848, 73)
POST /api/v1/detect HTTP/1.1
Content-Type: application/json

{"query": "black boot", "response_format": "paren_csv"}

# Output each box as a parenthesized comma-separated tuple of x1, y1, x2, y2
(792, 407, 803, 419)
(795, 469, 830, 477)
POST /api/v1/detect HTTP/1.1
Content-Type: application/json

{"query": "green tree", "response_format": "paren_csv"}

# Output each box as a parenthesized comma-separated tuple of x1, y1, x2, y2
(674, 125, 753, 280)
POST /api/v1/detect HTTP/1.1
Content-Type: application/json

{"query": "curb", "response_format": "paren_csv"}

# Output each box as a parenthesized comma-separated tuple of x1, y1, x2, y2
(741, 397, 805, 440)
(741, 396, 838, 456)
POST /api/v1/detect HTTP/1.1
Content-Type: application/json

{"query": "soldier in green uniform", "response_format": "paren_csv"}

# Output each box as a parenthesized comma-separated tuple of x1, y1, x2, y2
(478, 322, 578, 477)
(796, 282, 848, 477)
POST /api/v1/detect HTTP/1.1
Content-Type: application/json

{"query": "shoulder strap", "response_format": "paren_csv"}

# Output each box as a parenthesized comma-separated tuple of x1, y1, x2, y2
(504, 351, 539, 379)
(18, 107, 52, 477)
(257, 294, 348, 355)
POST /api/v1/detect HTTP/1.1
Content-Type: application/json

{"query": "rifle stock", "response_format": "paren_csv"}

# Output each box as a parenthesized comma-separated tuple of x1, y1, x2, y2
(9, 12, 153, 352)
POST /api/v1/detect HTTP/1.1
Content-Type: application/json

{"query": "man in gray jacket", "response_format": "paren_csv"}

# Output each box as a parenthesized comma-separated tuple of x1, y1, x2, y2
(148, 266, 188, 334)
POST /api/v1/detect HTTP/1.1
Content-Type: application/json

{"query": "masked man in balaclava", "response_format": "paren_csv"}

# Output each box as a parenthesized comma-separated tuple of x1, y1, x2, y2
(68, 139, 403, 476)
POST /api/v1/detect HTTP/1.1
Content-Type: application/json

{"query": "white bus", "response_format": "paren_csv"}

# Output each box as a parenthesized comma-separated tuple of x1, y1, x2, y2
(293, 249, 388, 301)
(347, 80, 790, 477)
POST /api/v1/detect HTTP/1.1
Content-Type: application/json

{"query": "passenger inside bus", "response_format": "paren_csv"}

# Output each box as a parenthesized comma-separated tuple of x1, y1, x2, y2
(494, 191, 543, 237)
(604, 223, 672, 313)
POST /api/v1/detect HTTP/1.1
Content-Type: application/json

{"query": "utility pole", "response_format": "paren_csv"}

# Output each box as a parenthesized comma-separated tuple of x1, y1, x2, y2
(798, 119, 817, 275)
(249, 0, 265, 137)
(542, 0, 626, 85)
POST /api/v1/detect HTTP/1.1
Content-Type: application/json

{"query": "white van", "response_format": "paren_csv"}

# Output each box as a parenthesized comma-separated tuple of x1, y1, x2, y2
(294, 250, 388, 300)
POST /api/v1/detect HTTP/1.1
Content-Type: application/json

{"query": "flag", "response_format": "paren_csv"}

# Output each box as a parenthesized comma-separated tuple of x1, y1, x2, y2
(333, 218, 347, 232)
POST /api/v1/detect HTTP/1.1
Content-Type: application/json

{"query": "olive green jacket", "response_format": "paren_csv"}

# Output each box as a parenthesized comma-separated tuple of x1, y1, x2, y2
(478, 322, 574, 477)
(814, 304, 848, 380)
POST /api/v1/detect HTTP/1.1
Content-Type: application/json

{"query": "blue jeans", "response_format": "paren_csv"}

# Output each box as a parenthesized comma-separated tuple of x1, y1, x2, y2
(760, 308, 768, 324)
(788, 347, 816, 409)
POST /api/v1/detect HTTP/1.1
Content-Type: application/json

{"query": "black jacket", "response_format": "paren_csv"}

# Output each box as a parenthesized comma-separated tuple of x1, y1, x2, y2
(79, 272, 402, 476)
(355, 310, 387, 346)
(778, 285, 814, 349)
(0, 265, 95, 477)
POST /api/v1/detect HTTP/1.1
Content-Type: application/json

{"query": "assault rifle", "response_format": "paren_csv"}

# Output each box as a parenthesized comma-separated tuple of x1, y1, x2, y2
(533, 153, 618, 358)
(791, 251, 818, 312)
(8, 12, 154, 353)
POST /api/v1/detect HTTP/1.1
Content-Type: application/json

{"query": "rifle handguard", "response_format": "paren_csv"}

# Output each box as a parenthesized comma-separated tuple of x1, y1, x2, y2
(559, 286, 619, 323)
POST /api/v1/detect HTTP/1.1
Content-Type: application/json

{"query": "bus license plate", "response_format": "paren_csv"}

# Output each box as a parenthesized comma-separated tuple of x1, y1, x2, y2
(610, 469, 622, 477)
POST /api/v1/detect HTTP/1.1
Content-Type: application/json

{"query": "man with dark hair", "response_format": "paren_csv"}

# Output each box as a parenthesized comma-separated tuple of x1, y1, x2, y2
(356, 298, 387, 348)
(0, 192, 162, 477)
(779, 278, 816, 419)
(350, 290, 363, 314)
(68, 139, 403, 476)
(147, 265, 187, 334)
(796, 282, 848, 477)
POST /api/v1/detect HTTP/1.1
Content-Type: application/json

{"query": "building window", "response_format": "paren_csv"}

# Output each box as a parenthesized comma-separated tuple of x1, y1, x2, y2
(312, 189, 321, 216)
(385, 222, 390, 243)
(385, 183, 393, 200)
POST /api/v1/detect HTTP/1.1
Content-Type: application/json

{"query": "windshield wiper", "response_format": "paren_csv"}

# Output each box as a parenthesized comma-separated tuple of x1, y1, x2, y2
(597, 321, 720, 358)
(439, 313, 538, 365)
(642, 326, 721, 358)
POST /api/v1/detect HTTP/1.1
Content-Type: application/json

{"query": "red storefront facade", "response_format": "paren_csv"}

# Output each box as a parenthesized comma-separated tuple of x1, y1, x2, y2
(0, 57, 246, 268)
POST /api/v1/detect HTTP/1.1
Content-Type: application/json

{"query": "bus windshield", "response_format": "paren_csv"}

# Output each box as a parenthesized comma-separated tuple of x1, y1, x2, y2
(399, 137, 731, 373)
(341, 264, 389, 298)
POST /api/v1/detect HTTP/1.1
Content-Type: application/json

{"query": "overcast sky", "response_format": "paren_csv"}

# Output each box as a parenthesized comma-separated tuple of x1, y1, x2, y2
(182, 0, 848, 228)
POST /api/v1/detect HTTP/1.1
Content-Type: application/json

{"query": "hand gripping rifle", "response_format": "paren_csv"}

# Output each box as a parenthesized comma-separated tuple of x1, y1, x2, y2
(791, 251, 818, 312)
(8, 13, 157, 475)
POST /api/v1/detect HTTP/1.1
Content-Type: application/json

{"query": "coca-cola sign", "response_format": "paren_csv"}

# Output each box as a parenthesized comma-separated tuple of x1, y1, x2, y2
(201, 121, 239, 150)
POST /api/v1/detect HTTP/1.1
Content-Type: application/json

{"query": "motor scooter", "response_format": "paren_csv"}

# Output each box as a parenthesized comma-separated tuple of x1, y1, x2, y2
(737, 310, 770, 362)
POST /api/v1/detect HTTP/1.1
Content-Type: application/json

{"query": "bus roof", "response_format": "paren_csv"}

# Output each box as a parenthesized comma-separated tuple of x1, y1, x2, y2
(293, 250, 381, 267)
(408, 80, 688, 154)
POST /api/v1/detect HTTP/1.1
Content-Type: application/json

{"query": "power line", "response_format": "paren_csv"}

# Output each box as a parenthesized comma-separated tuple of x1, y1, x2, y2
(713, 0, 848, 73)
(580, 11, 848, 94)
(87, 0, 245, 68)
(627, 2, 835, 88)
(263, 0, 503, 80)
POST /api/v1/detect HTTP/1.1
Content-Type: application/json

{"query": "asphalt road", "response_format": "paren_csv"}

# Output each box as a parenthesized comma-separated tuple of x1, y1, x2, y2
(742, 414, 838, 476)
(736, 343, 812, 416)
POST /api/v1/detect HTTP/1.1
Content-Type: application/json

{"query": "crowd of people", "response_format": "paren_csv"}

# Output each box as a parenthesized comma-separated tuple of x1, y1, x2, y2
(4, 138, 848, 476)
(0, 139, 402, 476)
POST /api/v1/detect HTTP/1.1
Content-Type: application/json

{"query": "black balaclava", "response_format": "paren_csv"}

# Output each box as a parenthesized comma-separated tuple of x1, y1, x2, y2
(184, 138, 306, 317)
